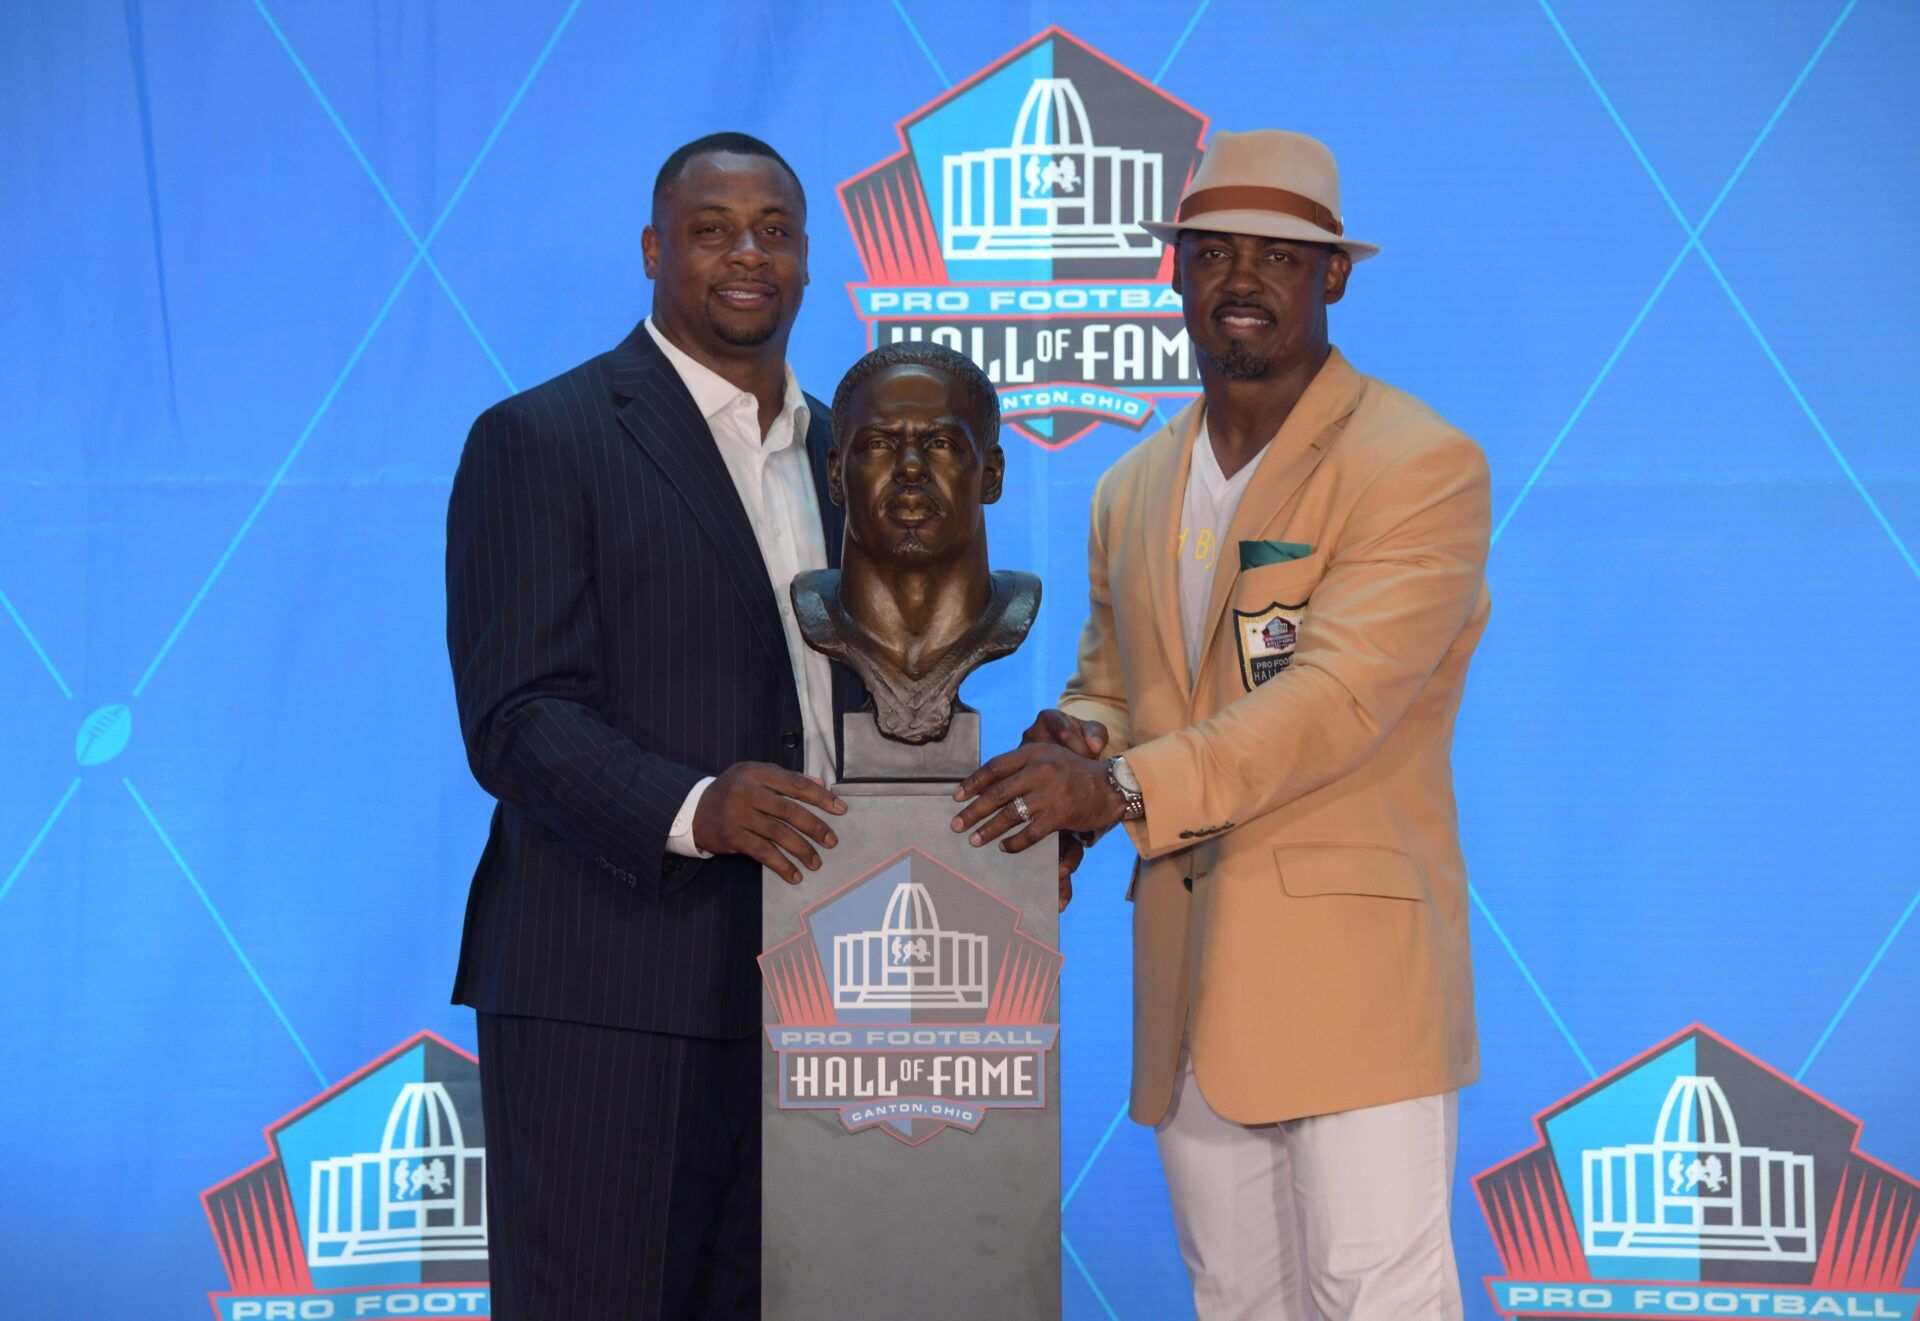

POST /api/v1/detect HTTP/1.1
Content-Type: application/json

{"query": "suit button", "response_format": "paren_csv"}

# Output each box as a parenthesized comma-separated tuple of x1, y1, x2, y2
(781, 731, 800, 749)
(1183, 875, 1193, 891)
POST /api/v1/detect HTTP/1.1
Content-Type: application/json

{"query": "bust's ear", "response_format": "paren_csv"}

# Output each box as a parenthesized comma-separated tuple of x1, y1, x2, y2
(826, 444, 845, 506)
(981, 443, 1005, 505)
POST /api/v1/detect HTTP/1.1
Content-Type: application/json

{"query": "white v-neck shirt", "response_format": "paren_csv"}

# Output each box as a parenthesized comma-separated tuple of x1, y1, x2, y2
(644, 319, 835, 857)
(1177, 419, 1264, 681)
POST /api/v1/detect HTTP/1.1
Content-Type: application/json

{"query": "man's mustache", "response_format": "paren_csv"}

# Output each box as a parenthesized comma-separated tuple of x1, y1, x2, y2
(1213, 297, 1275, 320)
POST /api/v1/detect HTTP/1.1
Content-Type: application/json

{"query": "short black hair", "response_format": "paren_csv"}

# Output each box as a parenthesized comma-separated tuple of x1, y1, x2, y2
(831, 342, 1001, 452)
(651, 132, 805, 217)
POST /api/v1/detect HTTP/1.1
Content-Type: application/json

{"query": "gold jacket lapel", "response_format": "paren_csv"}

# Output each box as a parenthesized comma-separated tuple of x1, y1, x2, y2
(1190, 350, 1366, 691)
(1142, 400, 1204, 702)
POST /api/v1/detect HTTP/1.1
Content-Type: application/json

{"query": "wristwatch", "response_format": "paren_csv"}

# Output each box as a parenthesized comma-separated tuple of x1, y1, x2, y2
(1106, 756, 1146, 822)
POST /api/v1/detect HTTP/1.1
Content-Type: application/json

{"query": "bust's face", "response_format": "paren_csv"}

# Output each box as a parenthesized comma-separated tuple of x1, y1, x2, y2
(832, 364, 1003, 566)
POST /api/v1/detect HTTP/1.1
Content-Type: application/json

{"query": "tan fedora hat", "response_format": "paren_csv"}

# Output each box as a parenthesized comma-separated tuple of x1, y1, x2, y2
(1142, 128, 1379, 261)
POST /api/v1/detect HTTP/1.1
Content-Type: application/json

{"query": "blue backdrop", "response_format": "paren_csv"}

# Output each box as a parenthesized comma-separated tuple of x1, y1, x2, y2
(4, 2, 1917, 1317)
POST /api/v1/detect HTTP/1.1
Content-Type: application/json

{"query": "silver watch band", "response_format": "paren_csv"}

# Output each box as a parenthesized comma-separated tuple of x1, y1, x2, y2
(1107, 756, 1146, 822)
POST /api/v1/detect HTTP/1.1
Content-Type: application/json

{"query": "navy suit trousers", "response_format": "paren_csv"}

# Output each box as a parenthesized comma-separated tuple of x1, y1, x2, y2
(476, 1012, 759, 1321)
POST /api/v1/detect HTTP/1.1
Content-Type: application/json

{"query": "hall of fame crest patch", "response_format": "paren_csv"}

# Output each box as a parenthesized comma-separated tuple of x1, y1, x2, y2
(1234, 601, 1305, 690)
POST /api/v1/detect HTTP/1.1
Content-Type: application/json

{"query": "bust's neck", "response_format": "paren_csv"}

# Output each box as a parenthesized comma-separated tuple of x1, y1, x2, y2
(838, 542, 993, 680)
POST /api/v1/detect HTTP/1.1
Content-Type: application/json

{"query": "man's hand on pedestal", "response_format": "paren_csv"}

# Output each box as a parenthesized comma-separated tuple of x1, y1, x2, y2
(694, 763, 847, 885)
(950, 709, 1125, 860)
(1020, 708, 1108, 759)
(1057, 830, 1091, 913)
(1023, 709, 1106, 910)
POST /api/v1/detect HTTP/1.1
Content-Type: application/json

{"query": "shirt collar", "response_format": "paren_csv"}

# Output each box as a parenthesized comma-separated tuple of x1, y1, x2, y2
(1190, 417, 1266, 497)
(644, 317, 809, 443)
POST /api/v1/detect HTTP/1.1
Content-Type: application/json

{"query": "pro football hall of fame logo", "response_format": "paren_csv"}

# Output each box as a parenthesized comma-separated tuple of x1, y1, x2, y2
(202, 1033, 490, 1319)
(841, 27, 1208, 449)
(1478, 1025, 1919, 1319)
(760, 847, 1063, 1146)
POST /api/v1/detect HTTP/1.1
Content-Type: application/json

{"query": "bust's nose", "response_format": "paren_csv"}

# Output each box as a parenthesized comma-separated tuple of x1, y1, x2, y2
(893, 438, 928, 482)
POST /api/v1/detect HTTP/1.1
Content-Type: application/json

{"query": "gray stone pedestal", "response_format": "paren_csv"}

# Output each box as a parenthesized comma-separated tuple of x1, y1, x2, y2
(759, 714, 1062, 1319)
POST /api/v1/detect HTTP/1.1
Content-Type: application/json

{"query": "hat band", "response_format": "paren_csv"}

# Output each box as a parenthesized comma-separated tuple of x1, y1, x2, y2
(1175, 185, 1343, 236)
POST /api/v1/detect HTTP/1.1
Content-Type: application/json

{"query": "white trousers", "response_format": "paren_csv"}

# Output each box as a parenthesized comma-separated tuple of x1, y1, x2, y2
(1154, 1048, 1463, 1321)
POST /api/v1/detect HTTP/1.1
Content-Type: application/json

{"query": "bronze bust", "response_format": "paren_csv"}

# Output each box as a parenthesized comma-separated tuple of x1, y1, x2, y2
(793, 343, 1039, 744)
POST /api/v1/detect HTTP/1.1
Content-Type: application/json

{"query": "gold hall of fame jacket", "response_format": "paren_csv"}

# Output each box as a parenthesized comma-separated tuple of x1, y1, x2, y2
(1060, 347, 1492, 1127)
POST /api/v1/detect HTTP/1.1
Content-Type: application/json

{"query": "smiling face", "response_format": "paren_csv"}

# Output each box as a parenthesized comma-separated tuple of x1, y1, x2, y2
(642, 151, 808, 357)
(1173, 230, 1351, 381)
(831, 364, 1004, 566)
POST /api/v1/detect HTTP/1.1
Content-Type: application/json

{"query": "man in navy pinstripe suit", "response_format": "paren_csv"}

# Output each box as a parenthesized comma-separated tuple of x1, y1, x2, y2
(446, 133, 856, 1320)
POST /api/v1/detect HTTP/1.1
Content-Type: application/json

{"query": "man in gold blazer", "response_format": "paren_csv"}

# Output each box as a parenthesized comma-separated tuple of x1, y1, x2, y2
(954, 129, 1490, 1318)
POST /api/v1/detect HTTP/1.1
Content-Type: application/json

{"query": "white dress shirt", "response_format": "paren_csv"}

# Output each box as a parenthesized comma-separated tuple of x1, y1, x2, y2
(644, 319, 836, 858)
(1177, 419, 1263, 681)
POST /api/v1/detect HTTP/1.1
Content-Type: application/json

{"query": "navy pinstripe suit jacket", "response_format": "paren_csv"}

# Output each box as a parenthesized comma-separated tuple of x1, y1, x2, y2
(446, 321, 857, 1039)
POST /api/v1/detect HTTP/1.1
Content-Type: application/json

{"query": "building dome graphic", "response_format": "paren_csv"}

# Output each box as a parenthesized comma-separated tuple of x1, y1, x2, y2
(383, 1079, 463, 1154)
(883, 879, 941, 936)
(834, 880, 990, 1009)
(1655, 1074, 1739, 1150)
(941, 76, 1164, 262)
(1582, 1075, 1815, 1262)
(307, 1081, 487, 1267)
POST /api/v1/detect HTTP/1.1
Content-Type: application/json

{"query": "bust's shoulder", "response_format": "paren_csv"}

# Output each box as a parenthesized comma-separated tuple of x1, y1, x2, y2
(790, 569, 845, 650)
(791, 567, 840, 605)
(989, 569, 1043, 634)
(991, 568, 1042, 596)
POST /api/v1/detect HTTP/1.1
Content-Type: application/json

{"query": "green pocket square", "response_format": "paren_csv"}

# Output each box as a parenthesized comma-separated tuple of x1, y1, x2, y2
(1239, 540, 1313, 569)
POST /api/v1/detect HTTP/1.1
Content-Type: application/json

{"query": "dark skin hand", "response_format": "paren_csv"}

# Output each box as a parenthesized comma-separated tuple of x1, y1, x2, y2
(694, 764, 847, 885)
(1038, 711, 1109, 913)
(953, 710, 1119, 910)
(1055, 833, 1087, 913)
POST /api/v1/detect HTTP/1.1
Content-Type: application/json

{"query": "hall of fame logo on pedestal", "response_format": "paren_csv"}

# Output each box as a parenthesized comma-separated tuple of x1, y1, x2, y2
(840, 27, 1209, 449)
(760, 847, 1062, 1146)
(1477, 1025, 1920, 1319)
(201, 1033, 491, 1319)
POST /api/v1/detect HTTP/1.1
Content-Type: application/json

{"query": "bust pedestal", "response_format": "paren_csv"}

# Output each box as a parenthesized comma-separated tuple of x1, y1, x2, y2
(759, 711, 1062, 1319)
